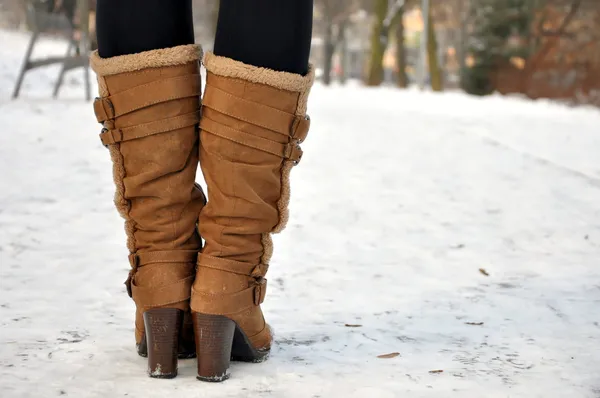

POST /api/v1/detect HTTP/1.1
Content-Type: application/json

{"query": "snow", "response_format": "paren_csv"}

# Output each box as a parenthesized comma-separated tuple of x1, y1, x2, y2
(1, 29, 600, 398)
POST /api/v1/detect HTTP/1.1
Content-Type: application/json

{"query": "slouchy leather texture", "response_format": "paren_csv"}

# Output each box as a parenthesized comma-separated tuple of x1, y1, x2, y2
(91, 45, 205, 346)
(191, 53, 314, 350)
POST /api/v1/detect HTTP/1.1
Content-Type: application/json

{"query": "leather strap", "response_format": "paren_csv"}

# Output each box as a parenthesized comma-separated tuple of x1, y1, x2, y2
(203, 85, 296, 136)
(251, 263, 269, 278)
(124, 250, 198, 298)
(99, 110, 200, 146)
(200, 117, 303, 163)
(94, 74, 201, 123)
(94, 97, 115, 123)
(131, 275, 194, 308)
(197, 253, 269, 278)
(190, 278, 267, 315)
(291, 115, 311, 143)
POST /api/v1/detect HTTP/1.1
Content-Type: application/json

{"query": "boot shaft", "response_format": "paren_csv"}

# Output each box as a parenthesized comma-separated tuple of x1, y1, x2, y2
(92, 48, 205, 254)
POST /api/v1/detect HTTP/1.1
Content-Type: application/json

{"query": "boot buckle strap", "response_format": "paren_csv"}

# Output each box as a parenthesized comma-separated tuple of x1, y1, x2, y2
(190, 277, 268, 314)
(124, 253, 140, 298)
(284, 141, 303, 165)
(253, 277, 268, 306)
(100, 128, 123, 147)
(124, 251, 197, 299)
(251, 263, 269, 278)
(99, 110, 201, 147)
(93, 97, 115, 123)
(95, 74, 202, 123)
(197, 253, 258, 276)
(291, 114, 310, 143)
(131, 275, 195, 308)
(286, 114, 309, 165)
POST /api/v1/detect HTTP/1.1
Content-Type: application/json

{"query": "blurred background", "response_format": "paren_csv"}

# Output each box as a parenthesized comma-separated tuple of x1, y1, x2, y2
(0, 0, 598, 104)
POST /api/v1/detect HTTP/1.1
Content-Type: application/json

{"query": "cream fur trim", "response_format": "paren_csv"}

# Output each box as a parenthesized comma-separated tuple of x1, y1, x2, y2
(108, 144, 136, 252)
(203, 52, 314, 115)
(272, 161, 293, 233)
(260, 233, 274, 266)
(90, 45, 202, 76)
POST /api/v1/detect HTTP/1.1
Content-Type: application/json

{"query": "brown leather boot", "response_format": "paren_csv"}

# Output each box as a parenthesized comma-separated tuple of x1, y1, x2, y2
(90, 45, 205, 378)
(190, 53, 314, 382)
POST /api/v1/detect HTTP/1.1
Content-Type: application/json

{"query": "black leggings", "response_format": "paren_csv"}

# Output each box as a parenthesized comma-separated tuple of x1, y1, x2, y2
(95, 0, 313, 76)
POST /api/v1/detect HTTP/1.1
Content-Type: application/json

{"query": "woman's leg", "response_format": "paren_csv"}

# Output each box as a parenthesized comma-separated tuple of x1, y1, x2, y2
(213, 0, 313, 75)
(96, 0, 194, 58)
(92, 0, 204, 378)
(192, 0, 315, 382)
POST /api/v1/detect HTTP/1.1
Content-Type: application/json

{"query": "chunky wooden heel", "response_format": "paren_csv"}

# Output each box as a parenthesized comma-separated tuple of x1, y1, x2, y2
(193, 313, 235, 382)
(143, 308, 184, 379)
(138, 311, 196, 359)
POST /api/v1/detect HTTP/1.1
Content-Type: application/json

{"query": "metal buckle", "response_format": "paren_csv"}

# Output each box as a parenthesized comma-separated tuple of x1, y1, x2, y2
(93, 97, 115, 122)
(101, 97, 115, 119)
(99, 127, 123, 147)
(291, 114, 310, 143)
(100, 128, 109, 148)
(284, 140, 303, 165)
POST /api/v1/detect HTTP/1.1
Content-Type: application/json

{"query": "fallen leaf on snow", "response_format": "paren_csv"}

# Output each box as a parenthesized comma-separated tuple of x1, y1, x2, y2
(345, 324, 362, 328)
(429, 369, 444, 374)
(479, 268, 490, 276)
(377, 352, 400, 359)
(465, 322, 484, 326)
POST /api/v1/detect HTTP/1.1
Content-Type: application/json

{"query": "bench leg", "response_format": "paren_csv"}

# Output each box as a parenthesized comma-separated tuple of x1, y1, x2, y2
(12, 31, 39, 99)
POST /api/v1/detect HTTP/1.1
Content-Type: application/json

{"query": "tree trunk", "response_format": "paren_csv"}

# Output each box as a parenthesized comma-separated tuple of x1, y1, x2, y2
(427, 7, 443, 91)
(322, 23, 335, 86)
(339, 22, 348, 84)
(395, 6, 408, 88)
(457, 0, 468, 80)
(366, 0, 388, 86)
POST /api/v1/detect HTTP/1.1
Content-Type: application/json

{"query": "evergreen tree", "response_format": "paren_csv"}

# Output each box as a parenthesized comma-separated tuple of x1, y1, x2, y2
(461, 0, 530, 95)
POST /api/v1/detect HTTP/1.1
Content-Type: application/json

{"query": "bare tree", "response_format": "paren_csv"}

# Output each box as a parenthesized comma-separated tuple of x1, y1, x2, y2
(366, 0, 405, 86)
(394, 5, 408, 87)
(426, 4, 443, 91)
(315, 0, 362, 85)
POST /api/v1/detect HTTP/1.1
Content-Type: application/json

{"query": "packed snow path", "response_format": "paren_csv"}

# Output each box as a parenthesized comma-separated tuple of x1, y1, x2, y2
(1, 30, 599, 397)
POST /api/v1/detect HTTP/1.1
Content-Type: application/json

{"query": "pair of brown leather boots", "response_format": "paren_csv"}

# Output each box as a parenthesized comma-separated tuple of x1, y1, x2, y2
(90, 45, 312, 381)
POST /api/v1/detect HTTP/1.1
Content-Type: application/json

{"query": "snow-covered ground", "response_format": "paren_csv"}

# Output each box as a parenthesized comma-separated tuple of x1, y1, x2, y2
(1, 29, 599, 398)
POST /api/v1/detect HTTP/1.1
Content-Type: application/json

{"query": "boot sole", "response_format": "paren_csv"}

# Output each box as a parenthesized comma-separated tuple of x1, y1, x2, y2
(192, 313, 270, 382)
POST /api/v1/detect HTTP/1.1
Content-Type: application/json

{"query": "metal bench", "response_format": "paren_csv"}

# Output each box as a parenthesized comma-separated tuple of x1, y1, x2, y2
(12, 0, 92, 100)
